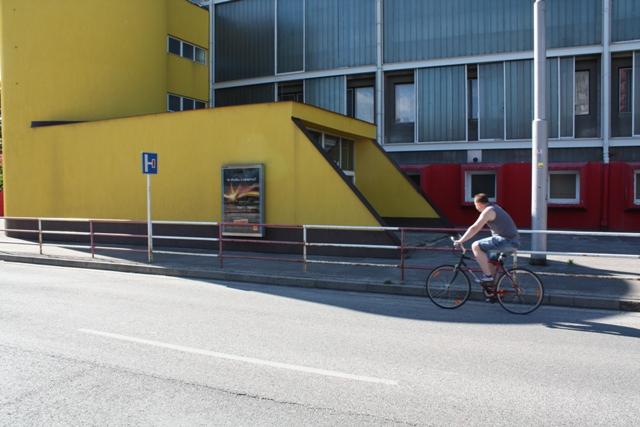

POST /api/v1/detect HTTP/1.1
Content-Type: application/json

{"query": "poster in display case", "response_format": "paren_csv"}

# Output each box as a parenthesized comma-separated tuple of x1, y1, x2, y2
(221, 164, 264, 237)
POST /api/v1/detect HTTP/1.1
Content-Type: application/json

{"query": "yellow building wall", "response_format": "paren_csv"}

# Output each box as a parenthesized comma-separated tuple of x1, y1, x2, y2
(0, 0, 209, 215)
(167, 56, 209, 102)
(353, 141, 438, 218)
(6, 103, 380, 226)
(167, 0, 209, 47)
(166, 0, 209, 102)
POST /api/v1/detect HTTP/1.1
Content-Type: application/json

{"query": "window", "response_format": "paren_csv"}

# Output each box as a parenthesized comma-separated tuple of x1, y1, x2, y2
(354, 87, 375, 123)
(168, 37, 181, 55)
(394, 83, 415, 123)
(635, 171, 640, 205)
(311, 130, 356, 180)
(575, 71, 590, 116)
(385, 73, 415, 143)
(619, 67, 632, 113)
(549, 171, 580, 204)
(468, 78, 478, 120)
(277, 81, 303, 102)
(167, 94, 207, 112)
(347, 75, 375, 124)
(465, 171, 496, 202)
(167, 36, 206, 64)
(168, 94, 181, 112)
(467, 65, 478, 141)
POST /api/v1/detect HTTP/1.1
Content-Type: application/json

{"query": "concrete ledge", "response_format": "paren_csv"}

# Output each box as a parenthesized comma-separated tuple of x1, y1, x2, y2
(1, 253, 638, 312)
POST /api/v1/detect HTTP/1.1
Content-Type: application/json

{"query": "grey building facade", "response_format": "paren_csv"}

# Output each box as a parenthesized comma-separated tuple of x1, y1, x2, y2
(211, 0, 640, 164)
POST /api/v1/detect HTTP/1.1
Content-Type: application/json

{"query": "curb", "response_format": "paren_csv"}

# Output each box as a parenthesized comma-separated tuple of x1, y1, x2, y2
(1, 253, 638, 312)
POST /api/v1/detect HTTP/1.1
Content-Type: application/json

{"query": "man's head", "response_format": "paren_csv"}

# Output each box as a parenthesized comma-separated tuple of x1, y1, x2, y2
(473, 193, 490, 212)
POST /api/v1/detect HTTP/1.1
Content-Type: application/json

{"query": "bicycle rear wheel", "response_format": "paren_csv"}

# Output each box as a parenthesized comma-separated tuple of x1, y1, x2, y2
(426, 265, 471, 309)
(496, 268, 544, 314)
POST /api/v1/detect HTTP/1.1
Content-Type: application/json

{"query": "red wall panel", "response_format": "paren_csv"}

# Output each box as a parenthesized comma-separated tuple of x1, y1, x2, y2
(405, 161, 640, 232)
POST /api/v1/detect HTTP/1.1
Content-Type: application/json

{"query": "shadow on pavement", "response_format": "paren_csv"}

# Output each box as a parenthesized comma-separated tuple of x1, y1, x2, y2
(210, 279, 640, 339)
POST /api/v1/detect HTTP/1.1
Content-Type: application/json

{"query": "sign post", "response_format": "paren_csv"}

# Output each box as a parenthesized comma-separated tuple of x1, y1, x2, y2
(142, 152, 158, 263)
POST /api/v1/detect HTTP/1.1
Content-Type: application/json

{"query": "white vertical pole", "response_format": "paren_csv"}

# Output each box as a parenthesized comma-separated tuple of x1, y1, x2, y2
(531, 0, 548, 265)
(209, 1, 215, 107)
(147, 174, 153, 263)
(375, 0, 384, 145)
(602, 0, 611, 163)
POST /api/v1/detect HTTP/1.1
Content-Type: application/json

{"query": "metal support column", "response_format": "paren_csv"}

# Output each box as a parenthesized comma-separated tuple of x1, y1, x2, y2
(531, 0, 548, 265)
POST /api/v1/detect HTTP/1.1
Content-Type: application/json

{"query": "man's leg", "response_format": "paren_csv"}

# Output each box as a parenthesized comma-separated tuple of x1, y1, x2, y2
(472, 241, 494, 277)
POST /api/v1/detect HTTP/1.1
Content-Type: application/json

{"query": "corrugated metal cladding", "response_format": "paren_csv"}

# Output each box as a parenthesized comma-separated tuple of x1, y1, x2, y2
(215, 84, 275, 107)
(546, 0, 601, 48)
(559, 57, 574, 138)
(383, 0, 601, 64)
(215, 0, 274, 82)
(305, 0, 376, 71)
(417, 66, 466, 142)
(505, 60, 533, 140)
(546, 58, 560, 139)
(635, 52, 640, 136)
(612, 0, 640, 42)
(479, 62, 504, 140)
(304, 76, 346, 114)
(277, 0, 303, 73)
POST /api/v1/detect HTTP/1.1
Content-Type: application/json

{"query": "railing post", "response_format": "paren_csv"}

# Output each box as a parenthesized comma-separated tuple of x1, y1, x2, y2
(303, 225, 308, 272)
(38, 219, 43, 255)
(147, 219, 153, 263)
(218, 221, 224, 268)
(89, 220, 95, 258)
(400, 228, 405, 282)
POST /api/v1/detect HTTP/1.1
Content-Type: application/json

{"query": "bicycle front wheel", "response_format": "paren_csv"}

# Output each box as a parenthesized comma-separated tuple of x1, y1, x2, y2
(426, 265, 471, 309)
(496, 268, 544, 314)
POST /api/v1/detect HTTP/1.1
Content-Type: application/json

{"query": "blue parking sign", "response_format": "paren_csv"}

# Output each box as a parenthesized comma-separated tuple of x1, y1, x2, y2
(142, 152, 158, 174)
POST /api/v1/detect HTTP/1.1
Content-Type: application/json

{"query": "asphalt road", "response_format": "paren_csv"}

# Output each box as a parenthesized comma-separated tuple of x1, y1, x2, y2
(1, 261, 639, 426)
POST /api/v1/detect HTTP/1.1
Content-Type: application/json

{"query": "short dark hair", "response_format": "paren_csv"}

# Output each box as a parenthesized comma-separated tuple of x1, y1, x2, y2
(474, 193, 490, 204)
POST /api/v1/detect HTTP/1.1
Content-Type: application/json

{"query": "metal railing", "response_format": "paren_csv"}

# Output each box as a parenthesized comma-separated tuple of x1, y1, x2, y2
(0, 216, 638, 282)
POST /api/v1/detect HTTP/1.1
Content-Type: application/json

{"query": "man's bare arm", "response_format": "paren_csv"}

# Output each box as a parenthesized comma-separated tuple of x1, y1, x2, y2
(454, 208, 495, 245)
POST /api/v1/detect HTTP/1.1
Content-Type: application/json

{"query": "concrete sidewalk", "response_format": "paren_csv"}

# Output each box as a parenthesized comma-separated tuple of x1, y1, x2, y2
(0, 230, 638, 312)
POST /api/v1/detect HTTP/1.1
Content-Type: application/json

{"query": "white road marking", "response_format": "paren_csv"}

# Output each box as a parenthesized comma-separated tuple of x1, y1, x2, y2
(79, 328, 398, 386)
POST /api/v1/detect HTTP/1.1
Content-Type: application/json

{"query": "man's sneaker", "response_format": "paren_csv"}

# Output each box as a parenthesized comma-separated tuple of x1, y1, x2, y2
(475, 275, 494, 284)
(485, 295, 498, 304)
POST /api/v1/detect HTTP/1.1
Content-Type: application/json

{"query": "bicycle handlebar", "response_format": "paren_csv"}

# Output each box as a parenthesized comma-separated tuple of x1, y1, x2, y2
(449, 235, 467, 254)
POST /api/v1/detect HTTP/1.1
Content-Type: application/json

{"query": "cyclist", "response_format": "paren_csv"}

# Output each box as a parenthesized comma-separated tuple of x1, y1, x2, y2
(453, 193, 519, 285)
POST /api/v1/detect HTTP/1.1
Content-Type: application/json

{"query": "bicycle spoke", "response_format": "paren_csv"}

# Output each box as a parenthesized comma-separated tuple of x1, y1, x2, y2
(426, 265, 471, 309)
(496, 268, 544, 314)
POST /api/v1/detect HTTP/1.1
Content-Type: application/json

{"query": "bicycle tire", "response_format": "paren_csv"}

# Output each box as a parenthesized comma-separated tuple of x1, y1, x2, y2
(426, 265, 471, 309)
(496, 268, 544, 314)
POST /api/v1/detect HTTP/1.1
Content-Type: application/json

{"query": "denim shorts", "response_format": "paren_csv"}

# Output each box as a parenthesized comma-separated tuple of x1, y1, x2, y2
(477, 235, 519, 254)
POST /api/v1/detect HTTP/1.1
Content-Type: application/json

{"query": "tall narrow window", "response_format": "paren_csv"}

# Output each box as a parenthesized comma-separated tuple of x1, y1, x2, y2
(354, 87, 375, 123)
(467, 65, 479, 141)
(619, 67, 632, 113)
(575, 71, 590, 116)
(347, 75, 375, 124)
(395, 83, 415, 124)
(385, 73, 415, 143)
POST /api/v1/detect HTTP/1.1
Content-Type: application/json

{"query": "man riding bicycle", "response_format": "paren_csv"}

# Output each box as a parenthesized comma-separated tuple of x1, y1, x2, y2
(453, 193, 519, 284)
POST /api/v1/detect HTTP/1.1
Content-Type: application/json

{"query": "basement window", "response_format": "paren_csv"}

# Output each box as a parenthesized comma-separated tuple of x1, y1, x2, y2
(549, 171, 580, 204)
(167, 36, 207, 64)
(465, 171, 496, 202)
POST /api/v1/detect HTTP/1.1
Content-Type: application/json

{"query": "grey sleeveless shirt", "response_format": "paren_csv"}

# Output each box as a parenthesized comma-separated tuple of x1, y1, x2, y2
(487, 204, 518, 241)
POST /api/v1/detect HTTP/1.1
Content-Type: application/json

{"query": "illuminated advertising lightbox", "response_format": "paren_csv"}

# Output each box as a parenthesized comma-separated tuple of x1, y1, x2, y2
(221, 164, 264, 237)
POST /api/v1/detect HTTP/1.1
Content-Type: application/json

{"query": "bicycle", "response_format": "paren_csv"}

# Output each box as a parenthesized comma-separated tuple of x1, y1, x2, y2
(426, 237, 544, 314)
